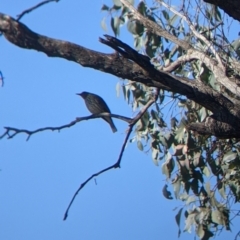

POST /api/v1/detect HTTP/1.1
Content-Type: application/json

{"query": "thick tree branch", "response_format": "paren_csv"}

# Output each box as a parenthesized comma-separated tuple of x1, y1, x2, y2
(1, 13, 240, 137)
(0, 13, 170, 91)
(0, 113, 132, 141)
(0, 13, 238, 113)
(203, 0, 240, 22)
(100, 35, 240, 119)
(188, 116, 240, 138)
(120, 0, 240, 96)
(63, 93, 158, 220)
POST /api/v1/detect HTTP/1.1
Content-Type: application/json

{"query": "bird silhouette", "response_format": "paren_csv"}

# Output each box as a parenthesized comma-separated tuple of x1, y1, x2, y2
(77, 91, 117, 133)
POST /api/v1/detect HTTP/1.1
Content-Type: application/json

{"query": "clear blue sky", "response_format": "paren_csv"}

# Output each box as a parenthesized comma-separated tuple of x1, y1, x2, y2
(0, 1, 238, 239)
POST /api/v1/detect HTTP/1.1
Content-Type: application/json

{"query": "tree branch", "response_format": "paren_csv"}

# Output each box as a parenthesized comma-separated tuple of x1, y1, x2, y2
(161, 53, 196, 72)
(0, 113, 132, 141)
(119, 0, 191, 51)
(0, 13, 238, 113)
(203, 0, 240, 22)
(1, 13, 240, 137)
(119, 0, 239, 96)
(16, 0, 60, 21)
(63, 92, 158, 220)
(157, 0, 225, 70)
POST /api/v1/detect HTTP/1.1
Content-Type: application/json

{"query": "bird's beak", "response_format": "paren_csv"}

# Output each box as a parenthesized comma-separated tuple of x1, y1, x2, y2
(76, 93, 81, 96)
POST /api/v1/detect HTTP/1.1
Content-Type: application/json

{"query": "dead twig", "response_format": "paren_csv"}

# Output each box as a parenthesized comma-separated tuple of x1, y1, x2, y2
(0, 113, 132, 141)
(17, 0, 60, 21)
(63, 90, 159, 220)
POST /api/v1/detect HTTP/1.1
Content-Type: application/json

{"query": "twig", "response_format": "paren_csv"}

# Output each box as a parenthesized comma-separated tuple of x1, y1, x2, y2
(119, 0, 191, 51)
(16, 0, 60, 21)
(199, 22, 223, 35)
(0, 71, 4, 86)
(63, 91, 158, 220)
(157, 0, 225, 70)
(234, 230, 240, 240)
(161, 53, 196, 72)
(0, 113, 132, 141)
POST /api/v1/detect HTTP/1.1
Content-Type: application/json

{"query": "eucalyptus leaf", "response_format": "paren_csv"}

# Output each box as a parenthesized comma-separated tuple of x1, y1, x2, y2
(175, 208, 183, 238)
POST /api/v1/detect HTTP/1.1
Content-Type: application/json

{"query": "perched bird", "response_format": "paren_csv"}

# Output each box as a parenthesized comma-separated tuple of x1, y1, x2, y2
(77, 91, 117, 133)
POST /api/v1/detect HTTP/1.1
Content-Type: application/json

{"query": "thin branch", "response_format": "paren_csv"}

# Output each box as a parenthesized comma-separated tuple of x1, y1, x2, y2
(119, 0, 239, 95)
(157, 0, 225, 70)
(119, 0, 191, 51)
(16, 0, 60, 21)
(161, 53, 196, 72)
(63, 92, 158, 220)
(0, 71, 4, 86)
(0, 113, 132, 141)
(234, 230, 240, 240)
(199, 21, 223, 35)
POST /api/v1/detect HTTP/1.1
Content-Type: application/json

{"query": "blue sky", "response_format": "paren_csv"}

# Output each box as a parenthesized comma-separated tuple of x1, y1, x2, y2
(0, 1, 238, 239)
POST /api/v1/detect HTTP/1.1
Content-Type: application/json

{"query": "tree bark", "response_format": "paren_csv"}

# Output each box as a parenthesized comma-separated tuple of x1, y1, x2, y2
(0, 13, 240, 138)
(203, 0, 240, 22)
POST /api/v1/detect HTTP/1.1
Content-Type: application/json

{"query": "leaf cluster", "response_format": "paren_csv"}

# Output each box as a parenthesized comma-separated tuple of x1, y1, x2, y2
(101, 0, 240, 238)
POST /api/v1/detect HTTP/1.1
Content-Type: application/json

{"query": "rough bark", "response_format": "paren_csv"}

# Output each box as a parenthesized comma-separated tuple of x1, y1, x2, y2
(1, 13, 240, 138)
(203, 0, 240, 22)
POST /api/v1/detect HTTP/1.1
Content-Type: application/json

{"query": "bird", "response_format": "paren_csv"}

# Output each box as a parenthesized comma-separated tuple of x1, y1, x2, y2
(77, 91, 117, 133)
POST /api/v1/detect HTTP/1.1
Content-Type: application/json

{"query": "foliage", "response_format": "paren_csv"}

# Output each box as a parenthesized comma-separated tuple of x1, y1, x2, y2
(1, 0, 240, 238)
(101, 0, 240, 239)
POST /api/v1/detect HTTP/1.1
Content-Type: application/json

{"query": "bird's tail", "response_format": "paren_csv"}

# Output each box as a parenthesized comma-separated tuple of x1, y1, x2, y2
(110, 122, 117, 133)
(103, 117, 117, 133)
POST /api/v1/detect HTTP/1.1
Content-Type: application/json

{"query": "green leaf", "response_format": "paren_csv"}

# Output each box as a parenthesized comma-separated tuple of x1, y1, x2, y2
(112, 0, 122, 7)
(191, 178, 199, 195)
(151, 148, 159, 166)
(127, 21, 137, 35)
(193, 152, 201, 167)
(116, 82, 121, 97)
(198, 107, 207, 122)
(218, 182, 226, 199)
(203, 166, 210, 177)
(101, 4, 109, 11)
(179, 192, 189, 201)
(137, 1, 146, 15)
(223, 150, 237, 163)
(127, 20, 143, 36)
(196, 224, 205, 239)
(169, 14, 178, 26)
(111, 17, 120, 36)
(122, 84, 131, 103)
(175, 208, 183, 238)
(208, 73, 221, 91)
(162, 10, 169, 20)
(162, 184, 173, 200)
(184, 212, 196, 233)
(172, 175, 181, 199)
(211, 210, 224, 225)
(173, 144, 187, 156)
(101, 17, 108, 32)
(137, 140, 143, 151)
(175, 118, 187, 143)
(186, 195, 196, 205)
(171, 117, 178, 129)
(159, 135, 168, 148)
(162, 152, 174, 178)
